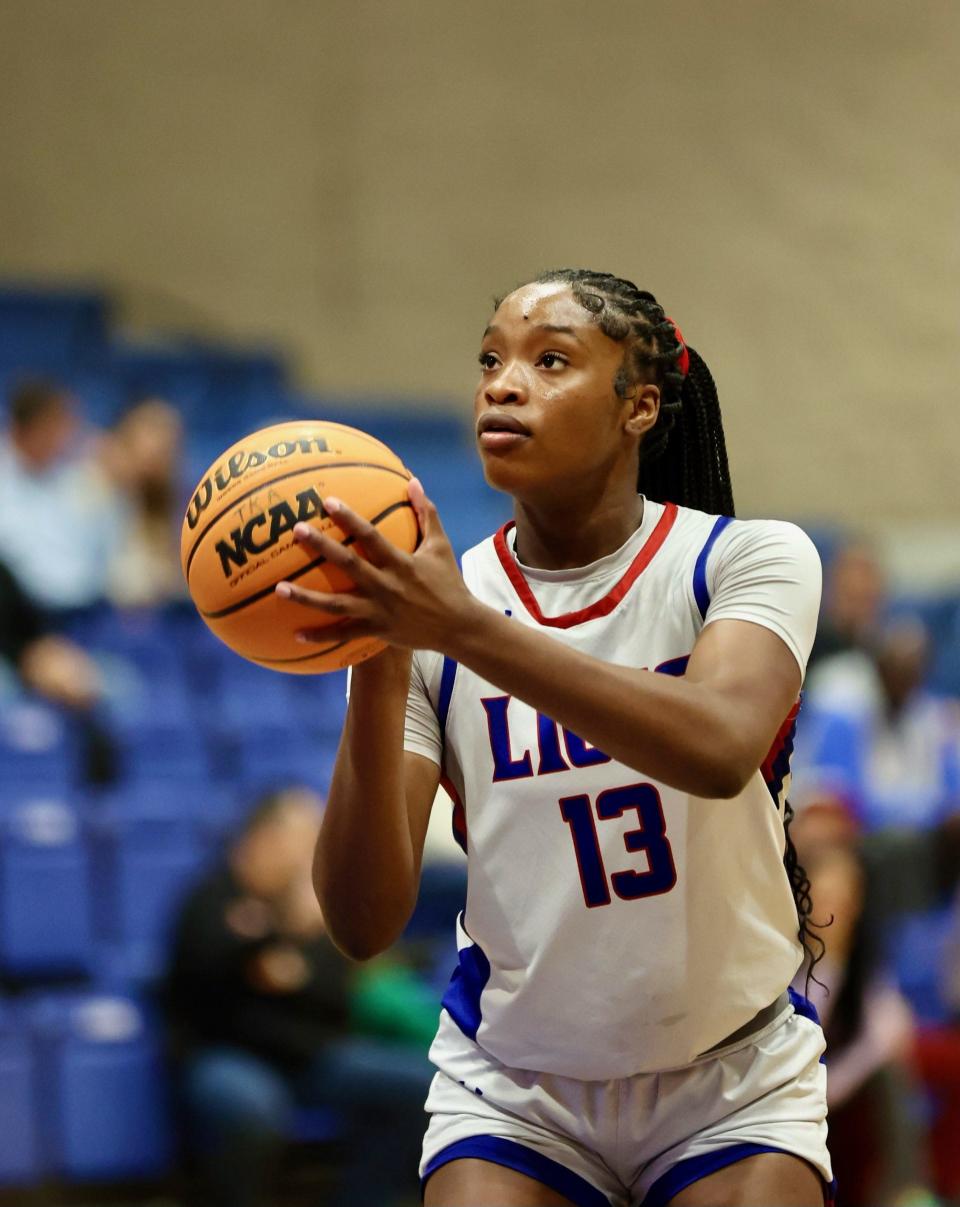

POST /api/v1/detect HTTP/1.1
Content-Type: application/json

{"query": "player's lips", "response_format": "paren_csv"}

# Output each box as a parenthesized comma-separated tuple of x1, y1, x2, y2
(477, 412, 532, 450)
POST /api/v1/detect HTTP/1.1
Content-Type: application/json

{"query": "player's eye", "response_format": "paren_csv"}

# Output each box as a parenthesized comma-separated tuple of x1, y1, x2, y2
(538, 352, 568, 370)
(478, 352, 499, 371)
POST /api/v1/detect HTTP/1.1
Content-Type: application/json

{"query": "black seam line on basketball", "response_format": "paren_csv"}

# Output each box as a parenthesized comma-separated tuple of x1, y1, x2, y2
(196, 499, 414, 620)
(184, 461, 412, 580)
(253, 636, 353, 665)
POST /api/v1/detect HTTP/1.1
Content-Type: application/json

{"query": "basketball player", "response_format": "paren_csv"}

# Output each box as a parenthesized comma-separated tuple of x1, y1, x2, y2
(276, 270, 831, 1206)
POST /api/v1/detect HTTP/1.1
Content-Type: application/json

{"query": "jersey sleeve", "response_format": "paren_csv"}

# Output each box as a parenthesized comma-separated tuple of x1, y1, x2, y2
(404, 649, 443, 765)
(702, 520, 822, 676)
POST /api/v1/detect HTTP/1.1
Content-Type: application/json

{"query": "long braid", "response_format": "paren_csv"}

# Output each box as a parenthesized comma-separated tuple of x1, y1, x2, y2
(525, 268, 821, 983)
(534, 268, 733, 515)
(643, 347, 733, 516)
(783, 799, 827, 992)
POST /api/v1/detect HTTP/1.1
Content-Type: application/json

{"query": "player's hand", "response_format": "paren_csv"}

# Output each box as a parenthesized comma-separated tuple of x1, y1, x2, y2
(274, 478, 482, 653)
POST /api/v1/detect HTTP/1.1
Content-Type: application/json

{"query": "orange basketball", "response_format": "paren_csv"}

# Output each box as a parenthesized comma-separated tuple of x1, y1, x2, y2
(180, 421, 419, 673)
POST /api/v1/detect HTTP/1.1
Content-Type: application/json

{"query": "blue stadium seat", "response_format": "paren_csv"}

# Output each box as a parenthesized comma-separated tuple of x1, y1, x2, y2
(928, 596, 960, 698)
(204, 345, 287, 394)
(198, 670, 339, 794)
(105, 341, 284, 438)
(0, 287, 108, 370)
(286, 670, 349, 738)
(0, 1002, 42, 1185)
(107, 341, 213, 414)
(187, 350, 288, 435)
(92, 778, 240, 832)
(114, 724, 214, 786)
(403, 447, 489, 501)
(28, 991, 174, 1180)
(227, 725, 339, 799)
(0, 699, 81, 792)
(176, 610, 238, 693)
(211, 657, 299, 729)
(441, 495, 511, 556)
(890, 905, 956, 1024)
(68, 609, 208, 781)
(90, 812, 212, 983)
(64, 604, 194, 683)
(63, 369, 129, 427)
(0, 800, 94, 978)
(0, 782, 79, 822)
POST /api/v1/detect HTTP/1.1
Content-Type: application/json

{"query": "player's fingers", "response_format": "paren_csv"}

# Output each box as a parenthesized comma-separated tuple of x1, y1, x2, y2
(295, 620, 374, 645)
(320, 498, 404, 569)
(275, 581, 363, 617)
(291, 522, 380, 586)
(408, 477, 448, 548)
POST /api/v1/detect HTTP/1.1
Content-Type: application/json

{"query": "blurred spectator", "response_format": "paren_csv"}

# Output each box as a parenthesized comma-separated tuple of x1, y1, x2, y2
(801, 619, 960, 832)
(0, 377, 122, 609)
(808, 539, 885, 671)
(0, 556, 101, 709)
(100, 398, 187, 607)
(164, 786, 433, 1207)
(912, 870, 960, 1204)
(792, 799, 934, 1206)
(0, 554, 117, 782)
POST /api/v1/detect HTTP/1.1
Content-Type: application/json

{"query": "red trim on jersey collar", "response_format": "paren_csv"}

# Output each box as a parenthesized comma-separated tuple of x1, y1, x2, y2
(493, 501, 678, 629)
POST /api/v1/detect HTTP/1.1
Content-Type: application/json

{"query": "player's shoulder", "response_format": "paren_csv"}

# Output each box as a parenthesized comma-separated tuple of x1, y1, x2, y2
(713, 513, 821, 569)
(672, 503, 819, 562)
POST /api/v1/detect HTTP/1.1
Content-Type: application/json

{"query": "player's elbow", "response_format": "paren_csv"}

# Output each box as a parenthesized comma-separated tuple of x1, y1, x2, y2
(316, 888, 412, 963)
(321, 906, 407, 962)
(701, 763, 752, 799)
(696, 738, 759, 799)
(327, 928, 394, 963)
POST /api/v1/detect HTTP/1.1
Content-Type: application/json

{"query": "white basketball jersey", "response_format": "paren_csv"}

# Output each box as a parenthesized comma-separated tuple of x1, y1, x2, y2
(405, 498, 822, 1080)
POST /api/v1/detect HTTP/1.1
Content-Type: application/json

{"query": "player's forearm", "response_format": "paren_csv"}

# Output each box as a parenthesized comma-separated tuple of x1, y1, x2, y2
(314, 650, 420, 958)
(446, 605, 763, 798)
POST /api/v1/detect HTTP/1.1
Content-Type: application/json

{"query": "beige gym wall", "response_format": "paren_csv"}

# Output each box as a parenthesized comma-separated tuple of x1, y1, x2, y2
(1, 0, 957, 532)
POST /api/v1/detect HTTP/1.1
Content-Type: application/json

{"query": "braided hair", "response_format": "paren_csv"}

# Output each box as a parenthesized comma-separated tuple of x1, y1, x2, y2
(533, 269, 733, 516)
(520, 268, 823, 984)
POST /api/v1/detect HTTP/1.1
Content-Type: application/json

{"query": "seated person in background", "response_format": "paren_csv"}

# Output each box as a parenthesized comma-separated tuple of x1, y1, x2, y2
(0, 556, 101, 709)
(791, 797, 934, 1207)
(164, 786, 434, 1207)
(911, 870, 960, 1205)
(807, 539, 885, 672)
(0, 377, 122, 610)
(0, 555, 116, 783)
(99, 398, 187, 608)
(801, 618, 960, 832)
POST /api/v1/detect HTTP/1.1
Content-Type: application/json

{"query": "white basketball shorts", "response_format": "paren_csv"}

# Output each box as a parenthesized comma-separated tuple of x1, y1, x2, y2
(420, 990, 833, 1207)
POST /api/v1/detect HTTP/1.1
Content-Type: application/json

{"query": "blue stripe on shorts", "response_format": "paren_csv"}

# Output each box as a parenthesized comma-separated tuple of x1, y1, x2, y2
(421, 1135, 611, 1207)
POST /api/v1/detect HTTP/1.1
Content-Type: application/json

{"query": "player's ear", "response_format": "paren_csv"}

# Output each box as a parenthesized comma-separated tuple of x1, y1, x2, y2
(623, 383, 660, 440)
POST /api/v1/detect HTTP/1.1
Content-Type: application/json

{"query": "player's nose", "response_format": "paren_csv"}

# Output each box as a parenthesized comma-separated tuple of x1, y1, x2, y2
(484, 362, 528, 406)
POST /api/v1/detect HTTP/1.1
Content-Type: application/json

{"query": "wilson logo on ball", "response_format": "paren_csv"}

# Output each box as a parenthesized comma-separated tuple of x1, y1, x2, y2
(185, 435, 332, 530)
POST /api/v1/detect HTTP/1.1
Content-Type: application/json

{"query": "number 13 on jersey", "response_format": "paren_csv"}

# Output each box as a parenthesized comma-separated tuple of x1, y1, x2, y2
(559, 782, 677, 908)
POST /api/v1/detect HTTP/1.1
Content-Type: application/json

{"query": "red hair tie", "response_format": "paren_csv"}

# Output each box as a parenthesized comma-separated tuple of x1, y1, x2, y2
(665, 316, 690, 378)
